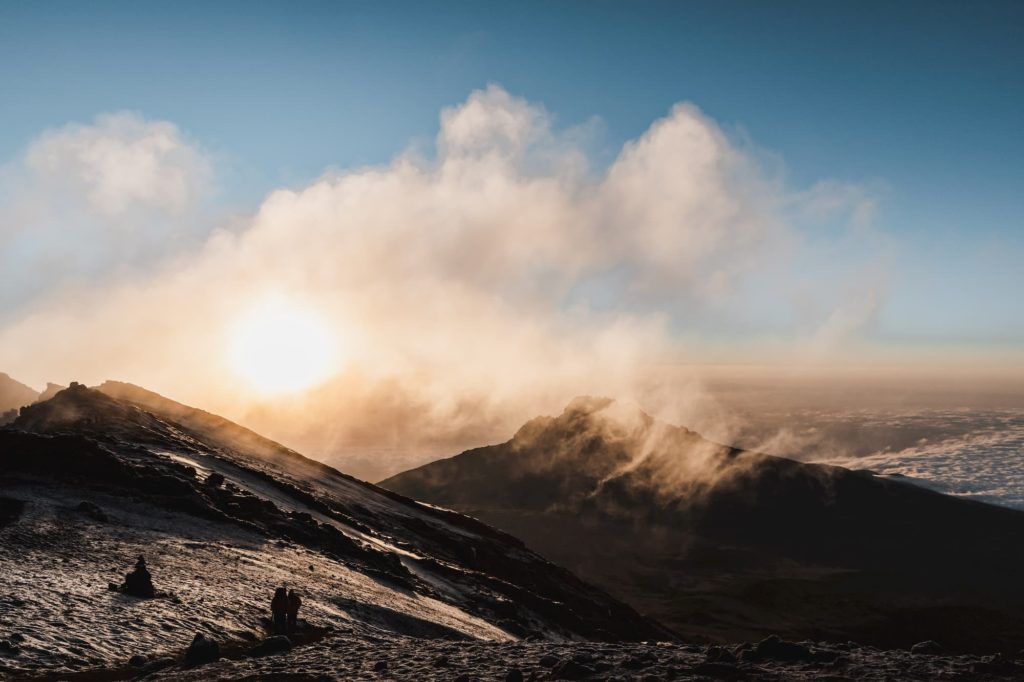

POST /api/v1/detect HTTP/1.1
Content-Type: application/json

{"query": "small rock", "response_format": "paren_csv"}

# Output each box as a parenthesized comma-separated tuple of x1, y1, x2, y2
(910, 640, 942, 655)
(693, 662, 745, 680)
(433, 654, 450, 667)
(705, 646, 737, 663)
(184, 633, 220, 666)
(247, 635, 291, 657)
(551, 658, 596, 680)
(76, 500, 108, 522)
(204, 472, 225, 488)
(572, 651, 595, 664)
(539, 654, 561, 667)
(142, 657, 176, 673)
(128, 654, 148, 667)
(373, 660, 388, 671)
(505, 669, 525, 682)
(0, 640, 20, 656)
(752, 635, 816, 662)
(972, 653, 1020, 675)
(622, 654, 649, 670)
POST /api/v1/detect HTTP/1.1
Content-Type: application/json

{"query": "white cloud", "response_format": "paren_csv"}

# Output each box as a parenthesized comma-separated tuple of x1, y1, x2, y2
(0, 87, 882, 478)
(23, 111, 211, 217)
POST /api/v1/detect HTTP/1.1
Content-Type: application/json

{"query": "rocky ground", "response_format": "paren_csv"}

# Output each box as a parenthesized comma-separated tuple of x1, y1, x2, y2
(11, 632, 1024, 681)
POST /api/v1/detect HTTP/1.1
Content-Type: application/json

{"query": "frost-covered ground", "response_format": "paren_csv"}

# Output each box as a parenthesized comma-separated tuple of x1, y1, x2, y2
(0, 482, 508, 679)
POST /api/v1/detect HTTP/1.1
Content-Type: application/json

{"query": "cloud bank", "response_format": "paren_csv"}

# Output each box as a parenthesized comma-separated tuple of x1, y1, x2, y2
(0, 86, 882, 479)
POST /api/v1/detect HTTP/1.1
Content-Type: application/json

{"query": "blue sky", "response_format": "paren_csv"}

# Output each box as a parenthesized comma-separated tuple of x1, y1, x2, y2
(1, 0, 1022, 356)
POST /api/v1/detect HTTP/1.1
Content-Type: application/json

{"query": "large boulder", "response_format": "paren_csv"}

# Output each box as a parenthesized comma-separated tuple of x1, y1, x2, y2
(184, 633, 219, 666)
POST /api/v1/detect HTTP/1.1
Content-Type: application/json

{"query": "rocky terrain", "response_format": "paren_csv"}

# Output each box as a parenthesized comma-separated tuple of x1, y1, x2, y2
(382, 397, 1024, 652)
(19, 632, 1024, 681)
(0, 384, 664, 679)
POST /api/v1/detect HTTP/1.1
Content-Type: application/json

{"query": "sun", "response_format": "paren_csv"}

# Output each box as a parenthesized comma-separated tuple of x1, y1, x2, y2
(227, 296, 337, 395)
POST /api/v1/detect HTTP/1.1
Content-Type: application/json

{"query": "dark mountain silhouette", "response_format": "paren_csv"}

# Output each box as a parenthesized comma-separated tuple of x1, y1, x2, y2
(1, 384, 668, 677)
(382, 396, 1024, 653)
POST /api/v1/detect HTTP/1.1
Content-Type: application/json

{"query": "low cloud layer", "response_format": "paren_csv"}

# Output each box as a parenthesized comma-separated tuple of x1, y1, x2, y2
(0, 86, 890, 478)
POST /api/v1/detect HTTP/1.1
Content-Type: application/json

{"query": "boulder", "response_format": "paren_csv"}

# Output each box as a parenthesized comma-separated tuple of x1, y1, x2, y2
(910, 640, 942, 656)
(539, 654, 561, 667)
(247, 635, 291, 657)
(551, 658, 596, 679)
(76, 500, 108, 522)
(184, 633, 220, 666)
(751, 635, 816, 662)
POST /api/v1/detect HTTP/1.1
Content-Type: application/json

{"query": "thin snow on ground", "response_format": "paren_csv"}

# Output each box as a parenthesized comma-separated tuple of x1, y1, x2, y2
(0, 483, 508, 678)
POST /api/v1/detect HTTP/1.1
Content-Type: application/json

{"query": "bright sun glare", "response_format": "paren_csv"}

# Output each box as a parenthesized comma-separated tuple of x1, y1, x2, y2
(228, 297, 336, 395)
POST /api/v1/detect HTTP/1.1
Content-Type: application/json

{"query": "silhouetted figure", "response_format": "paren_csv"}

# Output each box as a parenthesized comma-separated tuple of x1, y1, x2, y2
(121, 555, 155, 598)
(271, 587, 288, 635)
(287, 589, 302, 633)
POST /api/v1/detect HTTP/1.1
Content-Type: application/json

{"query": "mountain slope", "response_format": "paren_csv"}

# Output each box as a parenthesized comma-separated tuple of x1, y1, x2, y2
(0, 372, 38, 424)
(0, 385, 666, 678)
(382, 396, 1024, 653)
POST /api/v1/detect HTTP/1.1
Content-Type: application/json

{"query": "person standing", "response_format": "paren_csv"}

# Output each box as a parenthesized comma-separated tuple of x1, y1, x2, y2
(286, 589, 302, 634)
(270, 587, 288, 635)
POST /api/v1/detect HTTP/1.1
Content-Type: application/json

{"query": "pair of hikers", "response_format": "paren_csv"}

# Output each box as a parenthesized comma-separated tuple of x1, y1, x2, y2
(270, 587, 302, 635)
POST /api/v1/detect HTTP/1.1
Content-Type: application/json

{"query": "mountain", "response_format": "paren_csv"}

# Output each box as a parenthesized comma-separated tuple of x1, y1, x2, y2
(0, 384, 668, 678)
(382, 396, 1024, 654)
(0, 372, 38, 424)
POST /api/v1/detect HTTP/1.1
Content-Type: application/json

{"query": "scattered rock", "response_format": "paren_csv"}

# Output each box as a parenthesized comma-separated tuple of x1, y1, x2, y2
(911, 640, 942, 655)
(505, 668, 525, 682)
(705, 645, 737, 663)
(247, 635, 291, 657)
(693, 662, 745, 680)
(0, 640, 20, 656)
(184, 633, 220, 666)
(539, 654, 561, 667)
(550, 658, 596, 679)
(622, 654, 650, 670)
(972, 653, 1020, 675)
(454, 675, 471, 682)
(751, 635, 816, 662)
(76, 500, 108, 522)
(128, 654, 148, 667)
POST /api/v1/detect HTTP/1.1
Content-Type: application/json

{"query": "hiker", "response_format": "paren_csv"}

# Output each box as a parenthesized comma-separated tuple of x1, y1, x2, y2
(122, 555, 156, 598)
(287, 589, 302, 633)
(271, 587, 289, 634)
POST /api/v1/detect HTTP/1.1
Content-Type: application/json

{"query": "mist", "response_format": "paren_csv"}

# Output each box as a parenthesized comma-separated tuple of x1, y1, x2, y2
(0, 85, 1007, 480)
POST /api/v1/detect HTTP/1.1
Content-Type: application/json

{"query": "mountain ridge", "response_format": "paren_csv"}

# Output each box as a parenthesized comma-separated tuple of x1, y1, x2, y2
(382, 396, 1024, 652)
(1, 383, 669, 677)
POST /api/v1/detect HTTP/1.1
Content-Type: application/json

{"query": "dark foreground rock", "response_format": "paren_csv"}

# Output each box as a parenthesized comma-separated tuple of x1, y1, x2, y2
(183, 633, 219, 666)
(35, 636, 1024, 682)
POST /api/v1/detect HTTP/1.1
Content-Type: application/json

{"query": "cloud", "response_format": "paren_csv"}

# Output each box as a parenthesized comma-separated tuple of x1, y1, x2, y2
(24, 111, 211, 217)
(0, 112, 213, 315)
(0, 87, 881, 479)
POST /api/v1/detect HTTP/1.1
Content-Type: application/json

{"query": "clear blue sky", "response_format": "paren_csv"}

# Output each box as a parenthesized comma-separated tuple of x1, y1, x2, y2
(1, 0, 1022, 349)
